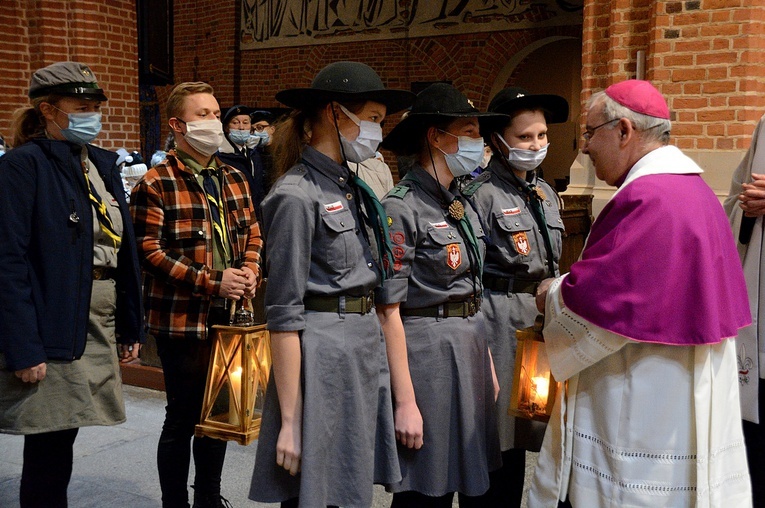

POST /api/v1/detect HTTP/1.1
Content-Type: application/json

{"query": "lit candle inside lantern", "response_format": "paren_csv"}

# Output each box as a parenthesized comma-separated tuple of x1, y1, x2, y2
(532, 375, 550, 410)
(229, 366, 243, 426)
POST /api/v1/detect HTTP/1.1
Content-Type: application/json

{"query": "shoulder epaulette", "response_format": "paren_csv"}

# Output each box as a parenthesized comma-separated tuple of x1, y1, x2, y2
(461, 171, 492, 198)
(387, 182, 412, 199)
(281, 165, 309, 186)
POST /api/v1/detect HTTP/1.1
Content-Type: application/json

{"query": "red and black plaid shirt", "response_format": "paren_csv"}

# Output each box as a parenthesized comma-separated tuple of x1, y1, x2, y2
(130, 152, 263, 340)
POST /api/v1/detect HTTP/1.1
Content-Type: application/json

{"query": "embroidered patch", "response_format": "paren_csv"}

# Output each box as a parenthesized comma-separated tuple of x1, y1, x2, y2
(387, 216, 393, 226)
(502, 207, 521, 216)
(512, 231, 531, 255)
(324, 201, 344, 212)
(392, 246, 405, 260)
(446, 244, 461, 270)
(430, 221, 449, 229)
(391, 232, 406, 245)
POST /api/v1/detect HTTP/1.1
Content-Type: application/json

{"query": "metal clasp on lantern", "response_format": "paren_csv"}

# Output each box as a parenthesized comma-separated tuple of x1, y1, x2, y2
(509, 316, 559, 423)
(195, 298, 271, 445)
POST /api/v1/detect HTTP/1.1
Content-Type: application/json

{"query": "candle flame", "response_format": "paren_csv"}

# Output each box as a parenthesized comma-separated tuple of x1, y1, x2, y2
(532, 375, 549, 401)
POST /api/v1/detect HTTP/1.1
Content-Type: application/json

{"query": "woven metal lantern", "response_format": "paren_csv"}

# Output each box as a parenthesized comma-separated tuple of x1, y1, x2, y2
(195, 300, 271, 445)
(509, 317, 559, 423)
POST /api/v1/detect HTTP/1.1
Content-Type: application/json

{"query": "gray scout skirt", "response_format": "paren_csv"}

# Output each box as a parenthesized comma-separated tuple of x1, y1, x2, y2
(0, 279, 126, 434)
(483, 289, 547, 452)
(387, 312, 502, 497)
(249, 310, 400, 507)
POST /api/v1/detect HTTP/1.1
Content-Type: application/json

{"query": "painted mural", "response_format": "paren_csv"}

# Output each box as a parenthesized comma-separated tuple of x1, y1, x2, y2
(241, 0, 583, 49)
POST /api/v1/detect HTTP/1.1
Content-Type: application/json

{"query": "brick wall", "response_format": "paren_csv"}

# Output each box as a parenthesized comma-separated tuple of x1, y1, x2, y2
(582, 0, 765, 151)
(1, 0, 139, 151)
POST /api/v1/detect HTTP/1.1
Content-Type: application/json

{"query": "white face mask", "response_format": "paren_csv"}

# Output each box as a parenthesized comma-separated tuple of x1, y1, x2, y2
(181, 119, 224, 157)
(337, 103, 383, 163)
(437, 130, 485, 177)
(497, 135, 549, 172)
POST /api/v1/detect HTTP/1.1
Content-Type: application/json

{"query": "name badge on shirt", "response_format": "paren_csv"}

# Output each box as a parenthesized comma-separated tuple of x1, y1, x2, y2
(502, 207, 521, 216)
(324, 201, 344, 213)
(430, 221, 449, 229)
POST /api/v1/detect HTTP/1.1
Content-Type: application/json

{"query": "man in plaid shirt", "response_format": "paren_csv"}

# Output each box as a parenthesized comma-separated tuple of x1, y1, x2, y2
(130, 82, 262, 508)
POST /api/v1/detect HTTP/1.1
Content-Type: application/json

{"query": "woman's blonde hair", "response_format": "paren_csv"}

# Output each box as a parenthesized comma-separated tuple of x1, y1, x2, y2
(271, 109, 312, 182)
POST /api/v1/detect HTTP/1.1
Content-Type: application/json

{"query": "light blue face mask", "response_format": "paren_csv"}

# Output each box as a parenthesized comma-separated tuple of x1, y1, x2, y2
(228, 129, 251, 146)
(437, 130, 485, 177)
(57, 111, 102, 145)
(246, 130, 270, 149)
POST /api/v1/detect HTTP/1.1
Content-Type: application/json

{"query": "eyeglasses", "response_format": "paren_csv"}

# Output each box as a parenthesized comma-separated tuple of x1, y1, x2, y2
(252, 122, 271, 132)
(582, 118, 619, 142)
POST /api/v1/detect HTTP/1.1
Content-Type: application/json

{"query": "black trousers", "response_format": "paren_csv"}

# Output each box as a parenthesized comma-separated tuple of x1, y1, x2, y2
(743, 378, 765, 507)
(156, 328, 228, 508)
(20, 428, 79, 508)
(464, 448, 526, 507)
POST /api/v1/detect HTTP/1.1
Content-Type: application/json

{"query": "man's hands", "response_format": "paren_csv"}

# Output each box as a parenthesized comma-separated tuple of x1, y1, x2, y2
(219, 267, 258, 300)
(739, 173, 765, 217)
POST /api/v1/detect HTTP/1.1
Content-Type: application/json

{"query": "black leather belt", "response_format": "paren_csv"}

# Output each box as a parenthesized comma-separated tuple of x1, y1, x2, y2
(400, 296, 481, 318)
(92, 266, 117, 280)
(304, 293, 374, 315)
(482, 274, 540, 295)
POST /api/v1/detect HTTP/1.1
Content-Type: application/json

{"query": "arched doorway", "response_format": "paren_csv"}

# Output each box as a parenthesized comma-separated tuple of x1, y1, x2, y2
(490, 36, 582, 192)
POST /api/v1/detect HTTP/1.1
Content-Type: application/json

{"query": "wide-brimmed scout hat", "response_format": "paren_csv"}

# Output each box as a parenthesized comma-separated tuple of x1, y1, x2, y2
(381, 82, 506, 155)
(222, 105, 256, 127)
(275, 61, 414, 114)
(482, 87, 568, 135)
(28, 61, 108, 102)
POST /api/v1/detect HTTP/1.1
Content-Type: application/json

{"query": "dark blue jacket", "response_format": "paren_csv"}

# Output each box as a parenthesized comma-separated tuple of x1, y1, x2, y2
(0, 139, 145, 371)
(217, 144, 267, 220)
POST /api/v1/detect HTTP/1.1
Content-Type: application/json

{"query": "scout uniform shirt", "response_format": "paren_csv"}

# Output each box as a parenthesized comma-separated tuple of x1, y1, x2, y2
(377, 164, 485, 308)
(468, 157, 564, 283)
(261, 145, 380, 331)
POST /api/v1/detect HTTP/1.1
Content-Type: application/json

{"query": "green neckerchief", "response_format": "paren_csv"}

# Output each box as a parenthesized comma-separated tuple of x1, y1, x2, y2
(349, 172, 394, 281)
(513, 171, 556, 277)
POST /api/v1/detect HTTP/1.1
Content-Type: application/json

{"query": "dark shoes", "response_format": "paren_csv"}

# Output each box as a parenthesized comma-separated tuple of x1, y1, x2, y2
(191, 487, 233, 508)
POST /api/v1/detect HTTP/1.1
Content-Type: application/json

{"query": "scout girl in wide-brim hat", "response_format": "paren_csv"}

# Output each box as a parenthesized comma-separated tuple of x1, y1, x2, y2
(375, 82, 508, 503)
(248, 61, 413, 507)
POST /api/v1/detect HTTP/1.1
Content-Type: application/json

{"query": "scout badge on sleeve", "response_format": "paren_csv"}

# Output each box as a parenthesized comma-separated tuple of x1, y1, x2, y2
(447, 243, 462, 270)
(512, 231, 531, 255)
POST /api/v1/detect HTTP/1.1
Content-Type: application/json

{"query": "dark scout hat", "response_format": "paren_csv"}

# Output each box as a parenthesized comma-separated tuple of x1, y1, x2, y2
(28, 62, 108, 101)
(250, 110, 275, 124)
(222, 105, 256, 127)
(381, 83, 506, 155)
(275, 61, 415, 114)
(487, 87, 568, 124)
